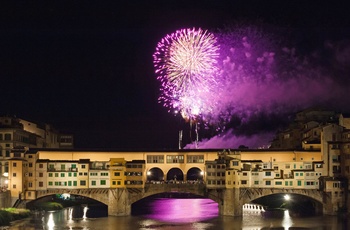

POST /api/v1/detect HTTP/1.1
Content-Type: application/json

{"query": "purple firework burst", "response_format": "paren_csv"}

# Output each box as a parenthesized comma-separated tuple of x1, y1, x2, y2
(153, 28, 220, 120)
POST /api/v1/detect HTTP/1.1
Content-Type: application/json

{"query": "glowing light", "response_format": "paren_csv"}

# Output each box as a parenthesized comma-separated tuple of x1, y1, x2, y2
(284, 194, 290, 201)
(47, 213, 55, 230)
(68, 208, 73, 221)
(153, 27, 220, 120)
(83, 206, 88, 219)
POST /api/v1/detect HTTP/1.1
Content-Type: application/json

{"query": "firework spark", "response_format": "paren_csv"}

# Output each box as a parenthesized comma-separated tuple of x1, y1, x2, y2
(153, 28, 220, 120)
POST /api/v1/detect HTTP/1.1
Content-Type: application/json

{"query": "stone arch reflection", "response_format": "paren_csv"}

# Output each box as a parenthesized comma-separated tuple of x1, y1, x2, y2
(146, 167, 164, 182)
(166, 168, 184, 181)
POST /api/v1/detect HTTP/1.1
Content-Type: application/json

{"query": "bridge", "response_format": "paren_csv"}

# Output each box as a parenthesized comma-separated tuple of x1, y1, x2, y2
(32, 184, 334, 216)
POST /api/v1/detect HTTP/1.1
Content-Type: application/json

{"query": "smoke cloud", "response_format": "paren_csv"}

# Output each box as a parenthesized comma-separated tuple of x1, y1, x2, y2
(185, 22, 350, 149)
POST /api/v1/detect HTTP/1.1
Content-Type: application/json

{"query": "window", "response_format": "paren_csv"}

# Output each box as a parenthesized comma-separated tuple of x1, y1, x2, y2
(187, 155, 204, 163)
(28, 182, 33, 188)
(48, 182, 53, 186)
(39, 173, 43, 177)
(13, 173, 16, 177)
(232, 161, 239, 166)
(101, 180, 106, 185)
(254, 181, 259, 185)
(29, 163, 33, 168)
(39, 182, 43, 187)
(80, 181, 86, 186)
(92, 181, 96, 186)
(166, 155, 184, 163)
(275, 181, 282, 185)
(81, 165, 86, 169)
(13, 162, 17, 167)
(39, 164, 43, 168)
(4, 134, 11, 140)
(61, 173, 65, 177)
(48, 173, 53, 177)
(114, 172, 120, 176)
(147, 155, 164, 163)
(265, 181, 271, 185)
(265, 172, 271, 176)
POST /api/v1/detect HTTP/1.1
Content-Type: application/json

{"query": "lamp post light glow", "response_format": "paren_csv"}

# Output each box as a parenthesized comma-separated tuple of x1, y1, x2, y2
(284, 194, 290, 201)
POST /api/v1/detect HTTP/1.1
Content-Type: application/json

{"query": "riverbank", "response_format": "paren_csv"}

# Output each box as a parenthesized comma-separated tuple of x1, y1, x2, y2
(0, 208, 31, 226)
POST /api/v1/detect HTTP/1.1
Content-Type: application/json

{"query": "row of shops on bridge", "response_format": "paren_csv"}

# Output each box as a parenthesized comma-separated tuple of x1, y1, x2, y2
(0, 147, 347, 212)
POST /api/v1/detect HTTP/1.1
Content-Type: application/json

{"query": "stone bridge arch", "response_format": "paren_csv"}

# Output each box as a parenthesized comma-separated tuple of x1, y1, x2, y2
(220, 188, 327, 216)
(36, 189, 110, 206)
(239, 188, 324, 205)
(128, 183, 207, 204)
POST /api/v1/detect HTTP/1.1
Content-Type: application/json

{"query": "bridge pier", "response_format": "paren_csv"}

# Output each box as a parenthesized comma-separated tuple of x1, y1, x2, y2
(108, 188, 131, 216)
(220, 188, 242, 216)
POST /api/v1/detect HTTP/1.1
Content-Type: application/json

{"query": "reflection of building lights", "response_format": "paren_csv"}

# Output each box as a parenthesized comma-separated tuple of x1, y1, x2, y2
(83, 206, 88, 220)
(47, 213, 55, 230)
(5, 180, 8, 184)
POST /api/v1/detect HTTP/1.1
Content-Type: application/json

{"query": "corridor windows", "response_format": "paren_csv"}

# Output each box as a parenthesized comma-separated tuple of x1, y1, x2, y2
(187, 155, 204, 163)
(166, 155, 184, 163)
(147, 155, 164, 163)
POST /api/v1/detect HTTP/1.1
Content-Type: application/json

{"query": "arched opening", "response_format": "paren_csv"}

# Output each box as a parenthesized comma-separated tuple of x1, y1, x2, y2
(166, 168, 184, 182)
(186, 167, 203, 182)
(26, 194, 108, 217)
(251, 193, 322, 216)
(146, 167, 164, 183)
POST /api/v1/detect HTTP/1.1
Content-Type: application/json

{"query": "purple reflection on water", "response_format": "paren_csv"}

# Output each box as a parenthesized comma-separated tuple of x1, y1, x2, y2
(145, 198, 218, 223)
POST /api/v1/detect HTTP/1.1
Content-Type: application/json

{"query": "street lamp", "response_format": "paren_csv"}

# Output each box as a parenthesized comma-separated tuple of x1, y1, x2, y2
(284, 194, 290, 201)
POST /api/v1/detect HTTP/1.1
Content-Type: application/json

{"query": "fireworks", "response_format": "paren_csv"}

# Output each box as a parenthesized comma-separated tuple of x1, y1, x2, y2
(153, 28, 220, 120)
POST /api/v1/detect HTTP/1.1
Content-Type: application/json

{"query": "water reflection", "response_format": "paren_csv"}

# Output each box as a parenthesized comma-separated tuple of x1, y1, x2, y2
(282, 210, 293, 230)
(142, 198, 218, 223)
(46, 213, 54, 230)
(6, 199, 350, 230)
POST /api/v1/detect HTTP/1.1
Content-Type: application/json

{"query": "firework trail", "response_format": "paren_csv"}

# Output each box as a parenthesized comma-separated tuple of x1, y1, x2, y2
(153, 28, 220, 120)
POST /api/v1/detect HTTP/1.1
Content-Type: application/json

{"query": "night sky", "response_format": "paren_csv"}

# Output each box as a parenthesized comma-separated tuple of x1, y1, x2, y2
(1, 1, 350, 149)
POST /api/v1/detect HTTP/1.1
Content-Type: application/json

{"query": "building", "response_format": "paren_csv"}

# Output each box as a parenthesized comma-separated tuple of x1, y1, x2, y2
(2, 108, 350, 214)
(0, 115, 74, 190)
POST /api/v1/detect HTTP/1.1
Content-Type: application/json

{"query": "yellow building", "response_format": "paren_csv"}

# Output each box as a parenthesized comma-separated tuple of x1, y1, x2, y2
(109, 158, 126, 188)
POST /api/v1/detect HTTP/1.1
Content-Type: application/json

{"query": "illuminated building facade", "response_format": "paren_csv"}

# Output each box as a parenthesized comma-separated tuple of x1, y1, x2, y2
(2, 109, 350, 214)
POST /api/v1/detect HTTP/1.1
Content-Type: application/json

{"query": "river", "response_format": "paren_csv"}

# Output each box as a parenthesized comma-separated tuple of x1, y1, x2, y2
(6, 198, 350, 230)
